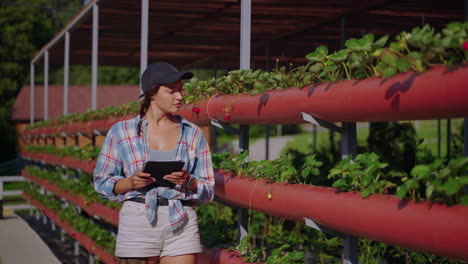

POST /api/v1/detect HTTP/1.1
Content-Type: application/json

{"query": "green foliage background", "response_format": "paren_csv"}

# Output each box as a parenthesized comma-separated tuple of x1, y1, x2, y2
(0, 0, 81, 163)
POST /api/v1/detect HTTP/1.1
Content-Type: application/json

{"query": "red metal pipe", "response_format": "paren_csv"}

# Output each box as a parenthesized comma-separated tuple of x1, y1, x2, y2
(214, 170, 468, 261)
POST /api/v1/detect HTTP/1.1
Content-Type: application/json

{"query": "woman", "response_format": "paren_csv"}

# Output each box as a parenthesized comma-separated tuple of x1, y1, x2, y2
(94, 61, 215, 264)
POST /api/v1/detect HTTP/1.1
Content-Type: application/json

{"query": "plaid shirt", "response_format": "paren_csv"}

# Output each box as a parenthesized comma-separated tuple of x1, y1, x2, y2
(93, 115, 214, 231)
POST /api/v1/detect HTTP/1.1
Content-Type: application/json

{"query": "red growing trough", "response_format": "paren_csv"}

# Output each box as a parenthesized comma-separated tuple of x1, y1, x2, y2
(178, 65, 468, 125)
(23, 193, 117, 264)
(214, 170, 468, 261)
(23, 170, 119, 226)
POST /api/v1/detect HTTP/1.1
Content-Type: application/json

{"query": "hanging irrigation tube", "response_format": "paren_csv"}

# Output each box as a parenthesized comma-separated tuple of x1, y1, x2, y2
(214, 170, 468, 262)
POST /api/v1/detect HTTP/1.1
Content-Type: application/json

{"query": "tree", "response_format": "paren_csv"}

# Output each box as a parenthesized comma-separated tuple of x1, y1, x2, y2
(0, 0, 81, 164)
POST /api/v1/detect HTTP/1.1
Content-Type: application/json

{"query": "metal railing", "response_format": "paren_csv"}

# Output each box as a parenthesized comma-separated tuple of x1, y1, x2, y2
(0, 176, 32, 219)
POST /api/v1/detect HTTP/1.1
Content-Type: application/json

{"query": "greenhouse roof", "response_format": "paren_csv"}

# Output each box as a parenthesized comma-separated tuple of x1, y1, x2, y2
(33, 0, 464, 70)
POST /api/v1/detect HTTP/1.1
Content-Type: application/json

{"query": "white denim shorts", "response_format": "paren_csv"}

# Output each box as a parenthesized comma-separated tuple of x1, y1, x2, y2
(115, 200, 202, 258)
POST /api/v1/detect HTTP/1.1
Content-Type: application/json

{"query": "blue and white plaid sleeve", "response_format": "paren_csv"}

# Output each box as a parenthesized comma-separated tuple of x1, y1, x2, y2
(93, 125, 125, 202)
(187, 129, 215, 203)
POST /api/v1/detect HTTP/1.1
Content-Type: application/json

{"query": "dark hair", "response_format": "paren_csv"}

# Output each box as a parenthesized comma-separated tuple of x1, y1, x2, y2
(137, 83, 161, 136)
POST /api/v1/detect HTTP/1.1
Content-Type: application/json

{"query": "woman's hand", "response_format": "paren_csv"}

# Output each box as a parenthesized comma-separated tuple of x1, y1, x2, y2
(163, 168, 190, 186)
(113, 172, 155, 195)
(127, 172, 156, 189)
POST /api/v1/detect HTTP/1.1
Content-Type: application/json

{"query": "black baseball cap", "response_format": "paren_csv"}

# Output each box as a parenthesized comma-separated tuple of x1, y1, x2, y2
(141, 62, 193, 93)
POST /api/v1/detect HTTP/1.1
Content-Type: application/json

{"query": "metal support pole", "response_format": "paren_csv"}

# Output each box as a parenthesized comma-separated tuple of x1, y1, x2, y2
(465, 3, 468, 178)
(265, 125, 270, 160)
(240, 0, 251, 70)
(265, 41, 271, 160)
(238, 125, 249, 243)
(64, 31, 70, 115)
(210, 127, 218, 153)
(91, 3, 99, 110)
(438, 119, 441, 158)
(313, 125, 317, 151)
(30, 63, 35, 125)
(464, 118, 467, 157)
(210, 58, 219, 153)
(464, 118, 467, 194)
(74, 241, 80, 256)
(465, 0, 468, 21)
(44, 50, 49, 121)
(344, 235, 359, 264)
(447, 119, 451, 161)
(0, 181, 3, 219)
(341, 123, 356, 159)
(140, 0, 149, 96)
(89, 254, 95, 264)
(340, 16, 346, 49)
(239, 125, 249, 152)
(341, 122, 358, 264)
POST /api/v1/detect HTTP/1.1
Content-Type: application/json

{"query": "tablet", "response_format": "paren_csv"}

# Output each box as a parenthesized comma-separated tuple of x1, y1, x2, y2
(142, 161, 185, 188)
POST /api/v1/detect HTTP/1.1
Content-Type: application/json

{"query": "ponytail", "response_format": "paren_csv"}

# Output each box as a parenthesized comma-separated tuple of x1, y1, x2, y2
(137, 84, 160, 136)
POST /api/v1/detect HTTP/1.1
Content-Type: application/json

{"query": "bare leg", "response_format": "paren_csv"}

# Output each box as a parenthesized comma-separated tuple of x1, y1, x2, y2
(117, 256, 159, 264)
(160, 254, 197, 264)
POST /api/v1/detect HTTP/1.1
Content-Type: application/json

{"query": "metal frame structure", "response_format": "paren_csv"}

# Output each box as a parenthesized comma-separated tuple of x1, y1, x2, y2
(25, 0, 467, 263)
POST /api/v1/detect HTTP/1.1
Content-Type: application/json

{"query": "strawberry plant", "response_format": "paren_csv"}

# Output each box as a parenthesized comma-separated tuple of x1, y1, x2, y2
(396, 157, 468, 205)
(327, 153, 396, 198)
(22, 21, 468, 133)
(24, 145, 100, 161)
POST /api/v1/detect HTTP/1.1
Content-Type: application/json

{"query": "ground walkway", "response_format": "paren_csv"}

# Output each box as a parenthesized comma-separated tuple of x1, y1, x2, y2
(0, 211, 61, 264)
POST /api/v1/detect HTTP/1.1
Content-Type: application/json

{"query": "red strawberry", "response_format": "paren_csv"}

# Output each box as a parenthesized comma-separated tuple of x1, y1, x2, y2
(224, 115, 231, 121)
(193, 107, 200, 113)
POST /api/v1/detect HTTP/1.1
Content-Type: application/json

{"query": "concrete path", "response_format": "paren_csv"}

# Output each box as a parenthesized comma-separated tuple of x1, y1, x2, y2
(0, 213, 61, 264)
(249, 135, 295, 161)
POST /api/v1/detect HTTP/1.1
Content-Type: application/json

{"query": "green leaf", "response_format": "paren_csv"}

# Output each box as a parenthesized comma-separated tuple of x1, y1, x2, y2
(306, 46, 328, 62)
(382, 66, 397, 78)
(311, 168, 320, 176)
(345, 38, 361, 50)
(459, 176, 468, 185)
(332, 179, 348, 189)
(396, 58, 411, 72)
(301, 167, 311, 178)
(426, 185, 434, 199)
(396, 185, 408, 199)
(461, 195, 468, 206)
(408, 51, 422, 60)
(361, 174, 372, 187)
(382, 53, 398, 66)
(374, 35, 389, 48)
(362, 189, 371, 198)
(328, 49, 348, 63)
(442, 177, 459, 196)
(406, 179, 419, 189)
(309, 63, 322, 73)
(411, 165, 431, 180)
